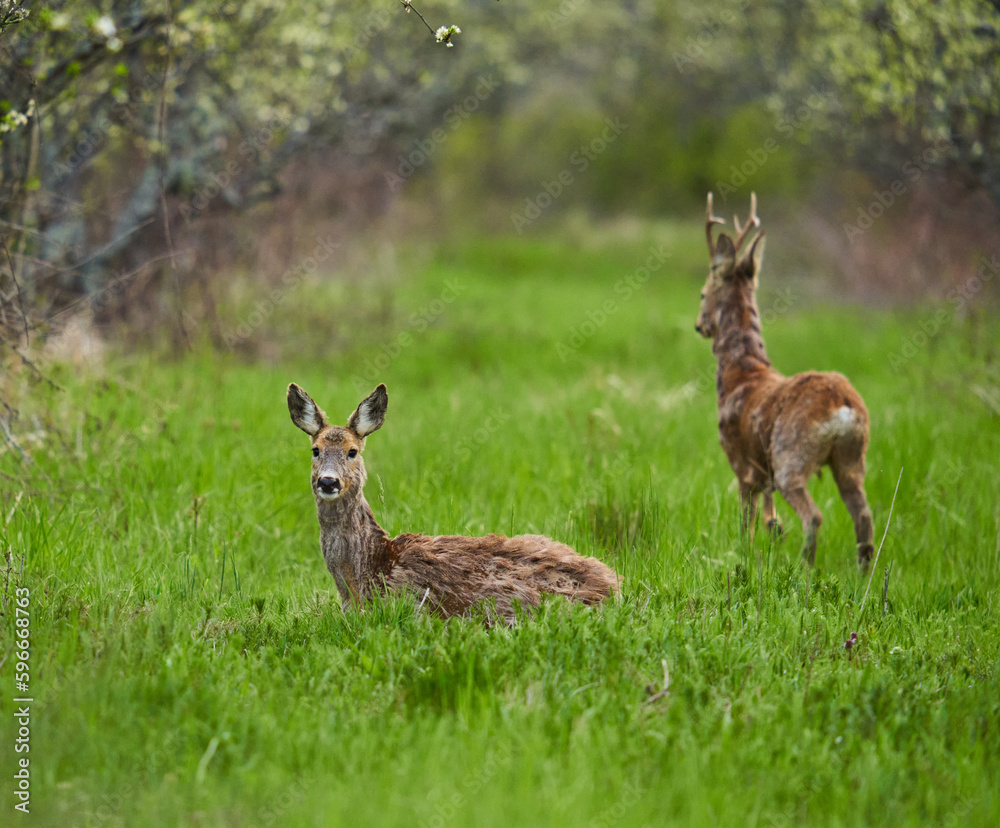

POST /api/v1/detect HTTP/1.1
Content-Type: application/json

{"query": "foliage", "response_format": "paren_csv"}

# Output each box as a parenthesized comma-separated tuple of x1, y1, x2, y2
(2, 229, 999, 825)
(2, 0, 999, 351)
(0, 0, 516, 334)
(739, 0, 1000, 201)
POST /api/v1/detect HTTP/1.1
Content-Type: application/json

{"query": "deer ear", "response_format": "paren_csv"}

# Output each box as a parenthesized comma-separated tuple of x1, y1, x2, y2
(738, 233, 766, 278)
(288, 384, 327, 437)
(713, 233, 737, 276)
(348, 384, 388, 438)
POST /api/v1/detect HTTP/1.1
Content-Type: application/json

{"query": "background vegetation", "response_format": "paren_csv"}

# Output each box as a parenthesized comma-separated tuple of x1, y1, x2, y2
(2, 2, 999, 826)
(3, 0, 999, 350)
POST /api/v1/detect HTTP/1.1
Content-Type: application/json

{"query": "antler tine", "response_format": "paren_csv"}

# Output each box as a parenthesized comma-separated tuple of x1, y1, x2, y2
(733, 192, 760, 250)
(706, 192, 725, 255)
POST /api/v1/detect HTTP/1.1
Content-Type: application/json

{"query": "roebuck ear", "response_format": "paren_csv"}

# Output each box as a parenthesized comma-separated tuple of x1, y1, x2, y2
(348, 384, 388, 438)
(713, 234, 737, 276)
(287, 383, 328, 437)
(738, 233, 766, 279)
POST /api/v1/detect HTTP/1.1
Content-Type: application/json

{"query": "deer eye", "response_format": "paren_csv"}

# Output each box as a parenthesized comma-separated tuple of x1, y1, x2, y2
(312, 447, 319, 458)
(347, 448, 358, 459)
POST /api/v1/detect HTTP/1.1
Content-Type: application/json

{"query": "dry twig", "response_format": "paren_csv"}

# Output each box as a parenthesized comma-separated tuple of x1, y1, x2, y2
(644, 659, 671, 705)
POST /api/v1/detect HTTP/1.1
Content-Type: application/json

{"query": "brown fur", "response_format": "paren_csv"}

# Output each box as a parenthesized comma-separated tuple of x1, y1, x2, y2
(696, 193, 875, 568)
(287, 383, 619, 623)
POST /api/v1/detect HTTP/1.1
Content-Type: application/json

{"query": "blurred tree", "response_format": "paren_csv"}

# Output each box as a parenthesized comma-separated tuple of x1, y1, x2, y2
(0, 0, 511, 342)
(3, 0, 996, 352)
(741, 0, 1000, 206)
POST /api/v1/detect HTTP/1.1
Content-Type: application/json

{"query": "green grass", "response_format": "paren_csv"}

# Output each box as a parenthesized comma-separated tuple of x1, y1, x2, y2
(2, 223, 999, 826)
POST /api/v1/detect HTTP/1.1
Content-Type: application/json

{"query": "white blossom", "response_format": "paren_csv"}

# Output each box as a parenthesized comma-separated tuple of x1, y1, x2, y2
(92, 16, 117, 39)
(435, 25, 460, 47)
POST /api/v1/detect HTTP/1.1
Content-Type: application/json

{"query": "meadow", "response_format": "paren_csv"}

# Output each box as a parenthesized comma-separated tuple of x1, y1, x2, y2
(2, 221, 998, 826)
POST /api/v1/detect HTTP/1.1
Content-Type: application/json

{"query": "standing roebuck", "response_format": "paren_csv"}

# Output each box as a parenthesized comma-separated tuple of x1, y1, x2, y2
(695, 193, 875, 568)
(287, 383, 619, 622)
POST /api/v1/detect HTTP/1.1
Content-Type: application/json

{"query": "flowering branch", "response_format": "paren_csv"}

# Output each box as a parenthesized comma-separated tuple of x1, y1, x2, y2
(399, 1, 462, 48)
(0, 0, 29, 36)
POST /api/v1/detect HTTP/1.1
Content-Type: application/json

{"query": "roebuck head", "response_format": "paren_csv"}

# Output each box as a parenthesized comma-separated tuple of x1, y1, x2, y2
(287, 383, 388, 503)
(696, 192, 767, 338)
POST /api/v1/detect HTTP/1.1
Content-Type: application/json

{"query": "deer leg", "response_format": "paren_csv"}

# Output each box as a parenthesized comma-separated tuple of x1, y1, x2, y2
(777, 482, 823, 565)
(831, 465, 875, 570)
(762, 491, 783, 539)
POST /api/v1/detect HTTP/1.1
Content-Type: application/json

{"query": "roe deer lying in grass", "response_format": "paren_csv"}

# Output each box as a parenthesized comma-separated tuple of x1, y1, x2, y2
(287, 383, 619, 622)
(695, 193, 875, 568)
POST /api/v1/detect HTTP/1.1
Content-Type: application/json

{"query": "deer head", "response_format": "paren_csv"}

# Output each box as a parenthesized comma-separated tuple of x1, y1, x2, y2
(287, 383, 388, 503)
(696, 192, 766, 338)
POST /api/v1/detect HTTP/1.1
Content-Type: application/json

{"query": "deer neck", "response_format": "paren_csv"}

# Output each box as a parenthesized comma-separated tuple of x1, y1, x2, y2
(712, 281, 774, 401)
(316, 493, 393, 604)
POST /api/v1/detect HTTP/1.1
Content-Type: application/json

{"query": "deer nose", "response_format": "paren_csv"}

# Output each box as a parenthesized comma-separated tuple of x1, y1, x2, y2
(317, 476, 342, 495)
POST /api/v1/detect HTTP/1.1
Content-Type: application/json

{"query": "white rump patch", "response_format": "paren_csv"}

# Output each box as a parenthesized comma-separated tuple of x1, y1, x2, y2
(816, 405, 858, 439)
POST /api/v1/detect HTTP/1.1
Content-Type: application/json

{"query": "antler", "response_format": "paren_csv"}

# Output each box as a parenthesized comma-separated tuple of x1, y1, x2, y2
(706, 192, 725, 256)
(732, 192, 760, 251)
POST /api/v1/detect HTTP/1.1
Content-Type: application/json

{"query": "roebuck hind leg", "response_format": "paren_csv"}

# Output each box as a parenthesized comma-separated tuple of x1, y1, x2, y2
(831, 460, 874, 570)
(776, 477, 823, 565)
(761, 491, 784, 539)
